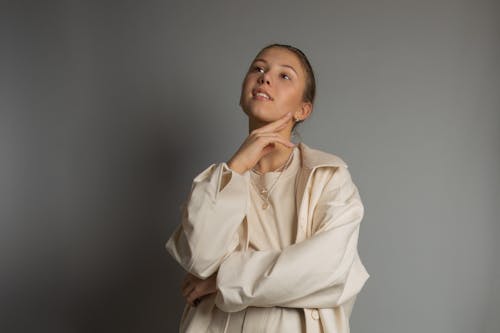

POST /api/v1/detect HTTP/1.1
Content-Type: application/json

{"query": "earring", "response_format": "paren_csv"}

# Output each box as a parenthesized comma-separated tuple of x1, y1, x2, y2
(294, 116, 300, 122)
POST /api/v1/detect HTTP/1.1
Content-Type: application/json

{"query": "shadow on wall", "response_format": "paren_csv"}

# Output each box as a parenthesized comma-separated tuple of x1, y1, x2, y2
(55, 98, 204, 332)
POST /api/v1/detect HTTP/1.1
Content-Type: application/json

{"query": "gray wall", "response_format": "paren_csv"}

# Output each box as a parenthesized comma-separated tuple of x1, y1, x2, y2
(2, 0, 499, 332)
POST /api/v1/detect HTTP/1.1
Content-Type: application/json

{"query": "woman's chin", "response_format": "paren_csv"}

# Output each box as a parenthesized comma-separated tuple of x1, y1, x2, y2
(247, 109, 277, 122)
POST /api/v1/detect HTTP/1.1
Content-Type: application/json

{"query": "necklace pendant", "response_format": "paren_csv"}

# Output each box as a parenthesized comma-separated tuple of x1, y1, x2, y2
(260, 188, 268, 195)
(262, 202, 269, 209)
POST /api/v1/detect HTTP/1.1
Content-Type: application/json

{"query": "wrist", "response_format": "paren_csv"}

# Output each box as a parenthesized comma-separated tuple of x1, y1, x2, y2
(227, 159, 248, 175)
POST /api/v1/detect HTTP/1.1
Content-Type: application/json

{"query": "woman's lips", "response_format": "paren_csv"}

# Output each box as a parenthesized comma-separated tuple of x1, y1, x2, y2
(253, 95, 272, 101)
(252, 89, 273, 101)
(252, 92, 272, 101)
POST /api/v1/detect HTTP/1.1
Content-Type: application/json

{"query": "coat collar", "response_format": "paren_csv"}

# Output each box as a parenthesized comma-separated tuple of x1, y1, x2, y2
(297, 142, 348, 170)
(294, 142, 348, 241)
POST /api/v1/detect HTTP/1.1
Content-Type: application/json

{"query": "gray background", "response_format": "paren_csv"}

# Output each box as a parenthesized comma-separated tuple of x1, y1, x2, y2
(2, 0, 499, 332)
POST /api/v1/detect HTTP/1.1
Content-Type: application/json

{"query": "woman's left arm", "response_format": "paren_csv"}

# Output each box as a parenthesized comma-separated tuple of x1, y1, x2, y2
(214, 165, 369, 312)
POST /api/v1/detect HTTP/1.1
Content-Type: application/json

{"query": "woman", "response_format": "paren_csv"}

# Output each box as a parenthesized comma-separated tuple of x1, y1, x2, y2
(166, 43, 370, 333)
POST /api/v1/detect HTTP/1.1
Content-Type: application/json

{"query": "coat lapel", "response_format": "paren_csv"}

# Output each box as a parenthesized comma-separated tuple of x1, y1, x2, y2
(295, 142, 348, 242)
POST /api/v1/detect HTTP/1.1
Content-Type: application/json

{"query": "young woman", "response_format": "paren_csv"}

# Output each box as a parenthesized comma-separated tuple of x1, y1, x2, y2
(166, 43, 370, 333)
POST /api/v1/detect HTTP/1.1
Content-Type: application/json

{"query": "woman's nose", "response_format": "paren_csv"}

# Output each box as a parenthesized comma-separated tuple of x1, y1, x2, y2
(258, 73, 270, 84)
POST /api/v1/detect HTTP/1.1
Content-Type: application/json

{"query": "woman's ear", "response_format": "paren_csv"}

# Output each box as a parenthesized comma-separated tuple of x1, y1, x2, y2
(299, 101, 313, 121)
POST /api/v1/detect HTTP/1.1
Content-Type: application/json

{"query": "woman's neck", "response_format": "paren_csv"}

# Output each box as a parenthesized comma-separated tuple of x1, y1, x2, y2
(252, 145, 295, 173)
(248, 116, 295, 173)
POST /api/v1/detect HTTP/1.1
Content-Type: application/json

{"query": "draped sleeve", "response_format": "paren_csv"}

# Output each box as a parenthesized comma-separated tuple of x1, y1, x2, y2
(166, 162, 250, 278)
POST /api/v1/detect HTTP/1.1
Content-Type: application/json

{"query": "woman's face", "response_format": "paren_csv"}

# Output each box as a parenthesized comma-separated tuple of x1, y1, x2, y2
(239, 47, 310, 125)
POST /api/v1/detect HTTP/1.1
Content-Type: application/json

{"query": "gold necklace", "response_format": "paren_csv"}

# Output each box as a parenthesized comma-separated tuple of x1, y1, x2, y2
(251, 148, 295, 209)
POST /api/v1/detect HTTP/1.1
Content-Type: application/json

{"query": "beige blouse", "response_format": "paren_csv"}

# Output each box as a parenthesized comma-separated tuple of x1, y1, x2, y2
(166, 141, 370, 333)
(207, 146, 322, 332)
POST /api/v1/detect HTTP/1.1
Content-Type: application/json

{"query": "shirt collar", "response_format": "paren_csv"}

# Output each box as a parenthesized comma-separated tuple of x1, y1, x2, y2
(298, 142, 348, 170)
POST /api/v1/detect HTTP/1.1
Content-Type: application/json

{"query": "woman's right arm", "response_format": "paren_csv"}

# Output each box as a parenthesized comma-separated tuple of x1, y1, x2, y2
(165, 162, 250, 279)
(213, 166, 369, 312)
(167, 112, 295, 280)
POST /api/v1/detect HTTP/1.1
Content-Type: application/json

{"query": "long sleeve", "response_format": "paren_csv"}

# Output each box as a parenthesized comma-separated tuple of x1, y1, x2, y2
(214, 165, 367, 312)
(165, 162, 250, 279)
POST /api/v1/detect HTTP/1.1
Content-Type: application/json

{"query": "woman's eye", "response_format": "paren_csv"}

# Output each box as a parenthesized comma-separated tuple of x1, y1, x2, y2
(281, 73, 291, 80)
(253, 66, 264, 73)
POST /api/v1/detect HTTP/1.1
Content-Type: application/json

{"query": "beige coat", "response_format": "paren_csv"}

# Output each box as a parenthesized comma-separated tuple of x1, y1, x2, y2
(166, 142, 370, 332)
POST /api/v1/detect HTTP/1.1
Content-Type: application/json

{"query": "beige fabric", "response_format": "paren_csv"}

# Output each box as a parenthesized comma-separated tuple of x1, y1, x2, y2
(247, 146, 299, 252)
(211, 146, 320, 332)
(166, 142, 370, 333)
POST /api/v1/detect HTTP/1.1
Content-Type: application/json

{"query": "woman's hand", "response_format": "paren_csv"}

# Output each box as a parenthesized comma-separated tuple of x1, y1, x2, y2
(227, 112, 295, 174)
(182, 272, 218, 307)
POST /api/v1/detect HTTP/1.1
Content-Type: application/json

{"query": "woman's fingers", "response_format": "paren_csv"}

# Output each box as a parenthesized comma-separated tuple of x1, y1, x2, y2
(256, 133, 295, 148)
(182, 274, 197, 297)
(226, 113, 295, 173)
(182, 283, 196, 298)
(181, 273, 194, 291)
(181, 275, 189, 289)
(183, 282, 201, 307)
(272, 116, 292, 132)
(187, 285, 208, 306)
(186, 287, 200, 305)
(181, 274, 210, 307)
(252, 112, 292, 134)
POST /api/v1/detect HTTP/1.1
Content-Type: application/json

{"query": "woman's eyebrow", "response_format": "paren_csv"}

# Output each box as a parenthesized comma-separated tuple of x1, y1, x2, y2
(253, 58, 298, 76)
